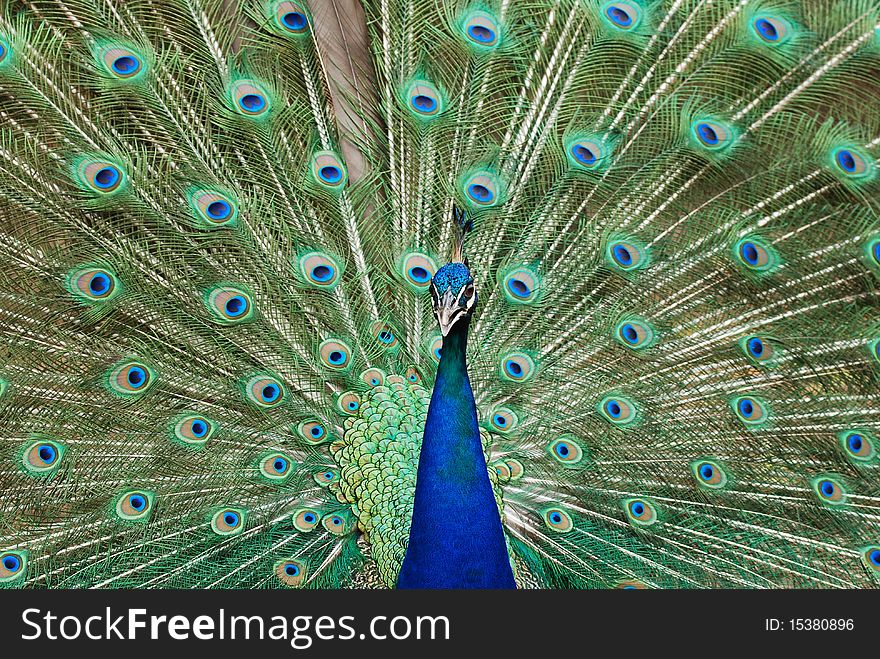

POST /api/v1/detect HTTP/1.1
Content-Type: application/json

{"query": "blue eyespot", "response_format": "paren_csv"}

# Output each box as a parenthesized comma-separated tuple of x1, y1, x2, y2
(507, 278, 531, 299)
(328, 351, 346, 365)
(283, 12, 307, 31)
(129, 494, 146, 511)
(820, 480, 834, 497)
(89, 273, 110, 295)
(379, 330, 394, 344)
(606, 6, 633, 27)
(754, 18, 778, 41)
(224, 512, 240, 527)
(630, 501, 644, 516)
(870, 549, 880, 567)
(285, 563, 300, 576)
(848, 434, 863, 452)
(347, 400, 359, 411)
(190, 420, 208, 438)
(620, 324, 638, 344)
(330, 516, 342, 526)
(468, 184, 493, 203)
(550, 512, 562, 524)
(225, 295, 247, 317)
(836, 150, 856, 173)
(739, 399, 753, 416)
(239, 93, 266, 113)
(206, 200, 231, 220)
(411, 94, 437, 113)
(468, 25, 495, 43)
(311, 265, 334, 282)
(262, 384, 280, 403)
(0, 42, 6, 63)
(127, 366, 146, 388)
(696, 123, 719, 146)
(310, 425, 324, 438)
(319, 166, 342, 183)
(2, 555, 21, 572)
(872, 241, 880, 265)
(613, 244, 632, 267)
(94, 166, 121, 190)
(304, 513, 316, 523)
(699, 464, 714, 481)
(556, 444, 570, 458)
(112, 55, 139, 75)
(748, 337, 764, 358)
(408, 266, 430, 283)
(606, 400, 622, 417)
(505, 360, 522, 377)
(493, 414, 507, 427)
(38, 444, 57, 464)
(740, 242, 759, 265)
(572, 144, 597, 166)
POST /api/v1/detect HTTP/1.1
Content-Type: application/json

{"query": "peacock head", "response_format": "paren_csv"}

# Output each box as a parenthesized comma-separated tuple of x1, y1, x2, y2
(430, 261, 476, 336)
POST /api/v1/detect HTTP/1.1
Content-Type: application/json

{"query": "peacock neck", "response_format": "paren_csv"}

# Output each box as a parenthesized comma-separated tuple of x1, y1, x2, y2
(397, 320, 516, 589)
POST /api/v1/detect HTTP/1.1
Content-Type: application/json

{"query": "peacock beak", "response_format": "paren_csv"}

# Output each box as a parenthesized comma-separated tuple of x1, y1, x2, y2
(431, 281, 477, 336)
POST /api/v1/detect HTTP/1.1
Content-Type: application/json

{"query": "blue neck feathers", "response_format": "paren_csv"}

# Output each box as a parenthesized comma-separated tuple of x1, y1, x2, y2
(397, 320, 516, 589)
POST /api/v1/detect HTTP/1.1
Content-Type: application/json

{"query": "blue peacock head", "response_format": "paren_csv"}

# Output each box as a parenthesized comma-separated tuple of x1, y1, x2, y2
(430, 262, 476, 336)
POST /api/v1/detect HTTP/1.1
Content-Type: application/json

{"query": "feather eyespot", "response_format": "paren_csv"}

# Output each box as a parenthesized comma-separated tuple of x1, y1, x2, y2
(337, 392, 361, 415)
(205, 286, 254, 324)
(565, 133, 612, 171)
(21, 439, 64, 475)
(734, 236, 779, 273)
(313, 469, 338, 486)
(115, 490, 154, 521)
(500, 352, 535, 382)
(293, 509, 321, 532)
(739, 335, 776, 364)
(273, 2, 310, 34)
(68, 267, 120, 303)
(244, 375, 285, 408)
(260, 453, 293, 480)
(108, 361, 155, 396)
(840, 430, 876, 462)
(462, 170, 502, 208)
(298, 420, 329, 444)
(830, 146, 873, 181)
(543, 508, 573, 533)
(861, 546, 880, 574)
(0, 551, 26, 582)
(276, 559, 307, 587)
(602, 2, 642, 30)
(360, 368, 386, 387)
(400, 252, 437, 290)
(76, 158, 126, 194)
(548, 436, 585, 465)
(599, 396, 638, 425)
(191, 189, 237, 226)
(502, 267, 540, 304)
(100, 46, 145, 79)
(607, 239, 647, 271)
(0, 39, 8, 66)
(732, 395, 768, 425)
(623, 498, 658, 526)
(691, 459, 728, 489)
(428, 335, 444, 363)
(231, 80, 271, 117)
(319, 339, 353, 371)
(211, 508, 245, 535)
(405, 366, 422, 384)
(691, 119, 735, 152)
(311, 152, 347, 189)
(615, 317, 655, 350)
(488, 407, 518, 433)
(298, 251, 341, 289)
(463, 11, 500, 49)
(811, 476, 846, 505)
(322, 514, 348, 535)
(751, 15, 792, 44)
(173, 415, 214, 446)
(405, 80, 443, 119)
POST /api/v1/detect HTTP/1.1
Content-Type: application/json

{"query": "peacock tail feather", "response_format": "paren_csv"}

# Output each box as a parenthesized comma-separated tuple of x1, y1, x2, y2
(1, 0, 880, 588)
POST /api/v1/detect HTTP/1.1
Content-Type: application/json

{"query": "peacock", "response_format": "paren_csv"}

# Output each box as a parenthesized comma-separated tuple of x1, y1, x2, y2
(1, 0, 879, 590)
